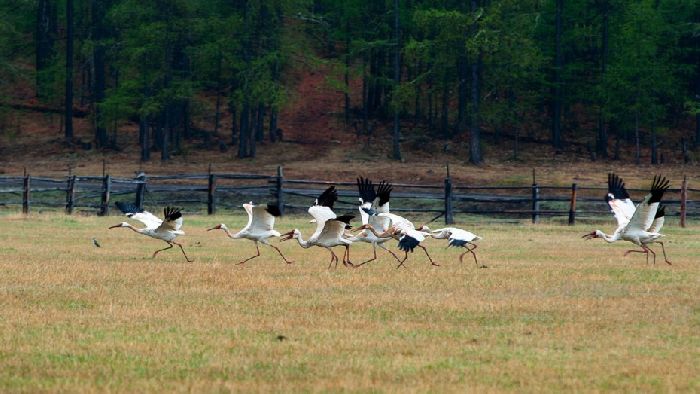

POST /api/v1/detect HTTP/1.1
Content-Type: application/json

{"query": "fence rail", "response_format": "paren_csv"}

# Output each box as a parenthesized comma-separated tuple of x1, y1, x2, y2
(0, 167, 696, 227)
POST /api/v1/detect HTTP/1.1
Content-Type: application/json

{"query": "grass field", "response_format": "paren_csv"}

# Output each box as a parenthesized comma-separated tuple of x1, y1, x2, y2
(0, 213, 698, 392)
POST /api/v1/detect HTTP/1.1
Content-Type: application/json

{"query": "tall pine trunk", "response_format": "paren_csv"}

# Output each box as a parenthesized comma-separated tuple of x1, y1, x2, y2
(35, 0, 57, 100)
(92, 0, 107, 148)
(391, 0, 402, 160)
(139, 115, 149, 161)
(457, 53, 468, 133)
(551, 0, 563, 150)
(468, 0, 482, 164)
(269, 108, 278, 142)
(64, 0, 74, 142)
(214, 48, 222, 136)
(596, 1, 609, 158)
(238, 102, 250, 158)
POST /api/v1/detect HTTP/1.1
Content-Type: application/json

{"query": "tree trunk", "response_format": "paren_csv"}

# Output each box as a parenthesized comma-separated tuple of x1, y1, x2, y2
(255, 104, 264, 142)
(229, 102, 237, 145)
(35, 0, 57, 100)
(214, 49, 222, 136)
(64, 0, 74, 143)
(344, 23, 351, 127)
(414, 61, 422, 123)
(441, 74, 449, 138)
(457, 53, 468, 133)
(552, 0, 563, 150)
(160, 112, 169, 161)
(361, 55, 369, 136)
(139, 115, 149, 161)
(468, 0, 482, 165)
(92, 0, 107, 148)
(635, 111, 640, 165)
(391, 0, 402, 160)
(269, 108, 278, 142)
(238, 102, 250, 158)
(650, 122, 658, 165)
(596, 1, 609, 158)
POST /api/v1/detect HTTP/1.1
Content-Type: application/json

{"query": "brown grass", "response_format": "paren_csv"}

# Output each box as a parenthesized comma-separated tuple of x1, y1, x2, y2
(0, 213, 698, 392)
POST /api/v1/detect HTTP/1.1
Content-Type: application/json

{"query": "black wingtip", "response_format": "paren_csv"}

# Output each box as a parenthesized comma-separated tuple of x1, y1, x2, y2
(376, 180, 392, 206)
(648, 175, 670, 204)
(398, 235, 419, 253)
(654, 205, 666, 219)
(266, 203, 282, 217)
(606, 173, 630, 201)
(115, 201, 142, 214)
(335, 214, 354, 225)
(356, 177, 376, 204)
(316, 186, 338, 208)
(163, 206, 182, 221)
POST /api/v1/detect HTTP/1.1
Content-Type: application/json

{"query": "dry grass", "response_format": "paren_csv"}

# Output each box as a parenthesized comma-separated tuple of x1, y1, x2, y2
(0, 212, 698, 392)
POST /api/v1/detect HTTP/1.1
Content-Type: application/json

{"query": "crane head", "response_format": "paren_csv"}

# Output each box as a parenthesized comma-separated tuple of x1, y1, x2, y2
(207, 224, 227, 232)
(280, 229, 299, 241)
(108, 222, 129, 229)
(582, 230, 603, 240)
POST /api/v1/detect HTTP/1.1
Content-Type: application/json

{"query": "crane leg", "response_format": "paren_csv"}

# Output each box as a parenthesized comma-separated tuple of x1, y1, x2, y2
(327, 248, 338, 269)
(396, 251, 409, 269)
(654, 241, 672, 265)
(356, 245, 378, 267)
(459, 244, 480, 267)
(152, 243, 174, 259)
(237, 242, 261, 265)
(378, 243, 402, 263)
(419, 245, 440, 267)
(173, 242, 193, 263)
(267, 244, 293, 264)
(342, 245, 355, 268)
(624, 247, 654, 265)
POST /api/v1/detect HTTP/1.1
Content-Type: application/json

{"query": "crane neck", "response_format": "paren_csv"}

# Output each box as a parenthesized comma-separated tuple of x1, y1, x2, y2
(599, 230, 620, 243)
(295, 232, 311, 248)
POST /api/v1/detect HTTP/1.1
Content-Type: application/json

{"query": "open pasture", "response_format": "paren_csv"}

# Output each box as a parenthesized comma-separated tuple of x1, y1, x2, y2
(0, 213, 698, 392)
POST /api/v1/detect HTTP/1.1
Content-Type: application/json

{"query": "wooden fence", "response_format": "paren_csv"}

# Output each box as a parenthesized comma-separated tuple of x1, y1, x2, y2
(0, 167, 697, 226)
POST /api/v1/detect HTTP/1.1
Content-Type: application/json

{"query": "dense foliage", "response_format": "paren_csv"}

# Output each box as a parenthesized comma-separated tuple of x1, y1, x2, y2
(0, 0, 698, 163)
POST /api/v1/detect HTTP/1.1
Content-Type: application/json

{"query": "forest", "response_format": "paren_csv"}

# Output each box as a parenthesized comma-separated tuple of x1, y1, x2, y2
(0, 0, 698, 165)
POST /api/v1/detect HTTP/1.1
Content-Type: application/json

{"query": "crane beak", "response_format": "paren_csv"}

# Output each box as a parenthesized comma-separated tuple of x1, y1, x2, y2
(582, 231, 596, 240)
(108, 224, 121, 229)
(280, 230, 294, 241)
(207, 225, 221, 232)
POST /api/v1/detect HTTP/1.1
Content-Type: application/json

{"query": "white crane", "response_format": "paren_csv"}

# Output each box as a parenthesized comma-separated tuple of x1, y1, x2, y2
(429, 227, 484, 267)
(207, 202, 292, 265)
(358, 211, 438, 268)
(280, 186, 357, 268)
(109, 202, 193, 262)
(583, 174, 671, 265)
(350, 177, 402, 266)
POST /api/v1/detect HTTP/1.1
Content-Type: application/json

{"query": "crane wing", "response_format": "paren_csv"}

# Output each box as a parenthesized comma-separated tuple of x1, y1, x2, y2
(115, 201, 162, 229)
(315, 186, 338, 208)
(626, 176, 669, 234)
(308, 205, 337, 240)
(449, 228, 481, 243)
(374, 180, 392, 213)
(249, 203, 280, 233)
(317, 215, 354, 243)
(647, 205, 666, 234)
(157, 206, 183, 231)
(606, 173, 636, 228)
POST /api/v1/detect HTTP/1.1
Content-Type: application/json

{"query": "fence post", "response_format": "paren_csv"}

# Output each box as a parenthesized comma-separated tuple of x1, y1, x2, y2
(276, 165, 285, 215)
(568, 183, 577, 226)
(22, 169, 30, 215)
(208, 171, 217, 215)
(680, 175, 687, 228)
(66, 175, 76, 214)
(100, 174, 111, 216)
(444, 165, 454, 224)
(531, 169, 539, 224)
(134, 173, 146, 210)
